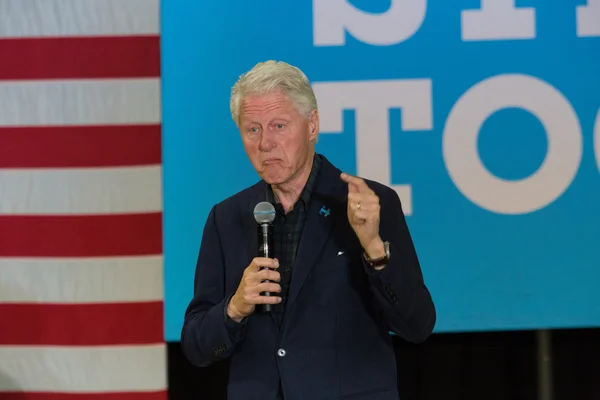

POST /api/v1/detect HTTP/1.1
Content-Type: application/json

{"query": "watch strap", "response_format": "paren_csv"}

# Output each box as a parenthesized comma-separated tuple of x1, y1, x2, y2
(364, 241, 390, 266)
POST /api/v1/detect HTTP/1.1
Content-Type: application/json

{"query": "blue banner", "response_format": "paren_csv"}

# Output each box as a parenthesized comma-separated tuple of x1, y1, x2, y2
(161, 0, 600, 341)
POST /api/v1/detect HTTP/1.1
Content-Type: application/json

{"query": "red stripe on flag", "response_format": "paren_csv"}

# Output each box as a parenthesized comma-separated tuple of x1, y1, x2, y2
(0, 125, 162, 168)
(0, 213, 162, 257)
(0, 36, 160, 80)
(0, 302, 164, 345)
(0, 391, 168, 400)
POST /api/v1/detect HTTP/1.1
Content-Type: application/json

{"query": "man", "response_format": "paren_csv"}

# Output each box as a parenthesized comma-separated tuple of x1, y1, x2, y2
(181, 60, 436, 400)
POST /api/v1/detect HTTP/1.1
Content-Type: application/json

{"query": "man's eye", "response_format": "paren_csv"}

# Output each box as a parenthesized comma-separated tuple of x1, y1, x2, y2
(275, 124, 285, 129)
(248, 127, 259, 133)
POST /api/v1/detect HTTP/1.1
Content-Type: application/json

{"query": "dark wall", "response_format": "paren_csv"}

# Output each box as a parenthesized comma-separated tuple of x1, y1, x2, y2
(167, 328, 600, 400)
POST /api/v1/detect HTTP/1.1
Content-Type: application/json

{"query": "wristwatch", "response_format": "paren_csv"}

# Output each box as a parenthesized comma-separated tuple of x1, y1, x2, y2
(363, 241, 390, 267)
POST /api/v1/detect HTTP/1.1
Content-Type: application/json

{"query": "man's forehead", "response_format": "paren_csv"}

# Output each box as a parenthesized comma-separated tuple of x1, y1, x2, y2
(241, 94, 297, 118)
(242, 91, 290, 107)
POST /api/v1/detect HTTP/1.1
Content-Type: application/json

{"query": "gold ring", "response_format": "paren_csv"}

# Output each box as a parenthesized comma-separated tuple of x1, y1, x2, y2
(356, 202, 361, 210)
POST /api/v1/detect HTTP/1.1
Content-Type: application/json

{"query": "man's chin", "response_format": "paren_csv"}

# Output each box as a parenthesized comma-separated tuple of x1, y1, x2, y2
(263, 176, 285, 185)
(259, 167, 287, 185)
(261, 172, 288, 186)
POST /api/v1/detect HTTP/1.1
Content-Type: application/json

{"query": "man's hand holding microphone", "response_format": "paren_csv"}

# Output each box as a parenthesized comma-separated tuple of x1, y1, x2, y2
(227, 257, 282, 322)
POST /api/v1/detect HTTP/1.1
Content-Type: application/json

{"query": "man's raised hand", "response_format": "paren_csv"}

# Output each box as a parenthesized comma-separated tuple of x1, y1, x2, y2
(340, 172, 386, 260)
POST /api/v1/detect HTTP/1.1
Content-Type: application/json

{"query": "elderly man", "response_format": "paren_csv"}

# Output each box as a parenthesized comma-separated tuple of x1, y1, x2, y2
(181, 60, 436, 400)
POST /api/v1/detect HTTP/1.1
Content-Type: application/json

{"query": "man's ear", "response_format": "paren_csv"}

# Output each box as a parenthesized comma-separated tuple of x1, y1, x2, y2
(308, 109, 319, 142)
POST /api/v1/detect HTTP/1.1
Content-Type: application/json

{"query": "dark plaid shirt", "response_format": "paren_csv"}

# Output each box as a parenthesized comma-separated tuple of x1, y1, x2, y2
(266, 154, 322, 325)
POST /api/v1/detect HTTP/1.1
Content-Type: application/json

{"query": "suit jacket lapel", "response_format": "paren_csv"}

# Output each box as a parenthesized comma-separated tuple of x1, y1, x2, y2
(285, 157, 345, 313)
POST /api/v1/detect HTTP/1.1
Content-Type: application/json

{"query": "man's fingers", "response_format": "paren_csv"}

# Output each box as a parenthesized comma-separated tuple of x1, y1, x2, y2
(251, 257, 279, 270)
(244, 284, 282, 301)
(348, 192, 378, 206)
(243, 270, 279, 288)
(235, 258, 283, 316)
(256, 281, 281, 294)
(243, 292, 282, 305)
(352, 203, 380, 213)
(353, 210, 378, 222)
(243, 281, 280, 296)
(252, 295, 282, 305)
(348, 193, 379, 216)
(341, 172, 370, 193)
(257, 269, 280, 282)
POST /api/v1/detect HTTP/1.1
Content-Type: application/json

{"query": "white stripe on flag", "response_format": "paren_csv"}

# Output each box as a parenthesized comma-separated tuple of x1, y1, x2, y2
(0, 79, 160, 127)
(0, 344, 167, 392)
(0, 256, 163, 303)
(0, 166, 162, 214)
(0, 0, 159, 38)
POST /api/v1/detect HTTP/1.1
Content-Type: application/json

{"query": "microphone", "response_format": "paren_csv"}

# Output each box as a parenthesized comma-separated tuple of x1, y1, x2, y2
(253, 201, 276, 312)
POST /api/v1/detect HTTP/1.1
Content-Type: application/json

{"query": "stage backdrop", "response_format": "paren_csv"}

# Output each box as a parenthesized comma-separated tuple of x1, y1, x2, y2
(161, 0, 600, 341)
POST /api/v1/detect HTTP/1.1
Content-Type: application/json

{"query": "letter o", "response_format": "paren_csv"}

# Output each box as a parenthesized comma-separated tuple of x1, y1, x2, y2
(442, 74, 583, 215)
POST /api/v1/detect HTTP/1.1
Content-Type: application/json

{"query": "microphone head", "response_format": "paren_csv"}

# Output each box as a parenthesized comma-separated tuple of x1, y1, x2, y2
(254, 201, 276, 224)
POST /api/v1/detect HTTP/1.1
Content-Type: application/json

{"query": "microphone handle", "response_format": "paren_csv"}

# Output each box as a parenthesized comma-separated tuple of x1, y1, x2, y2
(258, 223, 274, 312)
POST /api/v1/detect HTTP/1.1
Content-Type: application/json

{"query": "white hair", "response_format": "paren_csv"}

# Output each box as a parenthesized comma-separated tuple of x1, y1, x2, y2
(230, 60, 318, 125)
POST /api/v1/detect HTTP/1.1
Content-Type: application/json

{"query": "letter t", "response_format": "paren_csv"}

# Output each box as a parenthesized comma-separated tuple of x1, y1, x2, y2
(313, 80, 433, 216)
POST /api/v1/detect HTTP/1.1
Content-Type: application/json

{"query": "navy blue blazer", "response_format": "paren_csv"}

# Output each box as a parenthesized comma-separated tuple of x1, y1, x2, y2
(181, 155, 436, 400)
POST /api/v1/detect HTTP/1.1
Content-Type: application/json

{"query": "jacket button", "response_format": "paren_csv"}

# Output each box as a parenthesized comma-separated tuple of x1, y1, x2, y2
(277, 348, 286, 357)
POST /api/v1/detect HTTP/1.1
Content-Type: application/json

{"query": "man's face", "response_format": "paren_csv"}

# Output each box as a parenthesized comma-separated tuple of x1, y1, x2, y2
(239, 91, 318, 185)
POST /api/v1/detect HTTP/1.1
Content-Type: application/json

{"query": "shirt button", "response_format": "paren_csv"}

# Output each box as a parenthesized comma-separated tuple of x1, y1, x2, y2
(277, 348, 286, 357)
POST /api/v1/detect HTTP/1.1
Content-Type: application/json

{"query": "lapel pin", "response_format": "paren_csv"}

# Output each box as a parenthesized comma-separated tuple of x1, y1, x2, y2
(319, 205, 331, 218)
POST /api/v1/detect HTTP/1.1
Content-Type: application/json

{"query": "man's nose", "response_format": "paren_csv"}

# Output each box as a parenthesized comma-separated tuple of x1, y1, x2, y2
(259, 131, 276, 151)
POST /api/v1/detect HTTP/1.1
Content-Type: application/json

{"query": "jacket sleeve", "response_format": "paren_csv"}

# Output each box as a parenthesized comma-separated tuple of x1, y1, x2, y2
(362, 188, 436, 343)
(180, 205, 247, 367)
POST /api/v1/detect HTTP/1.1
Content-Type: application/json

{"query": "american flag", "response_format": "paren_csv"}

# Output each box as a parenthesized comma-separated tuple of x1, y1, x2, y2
(0, 0, 167, 398)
